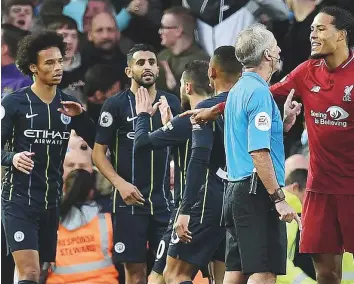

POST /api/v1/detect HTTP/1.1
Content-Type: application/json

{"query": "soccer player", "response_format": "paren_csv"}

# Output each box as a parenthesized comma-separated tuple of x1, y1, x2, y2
(1, 31, 95, 284)
(163, 46, 242, 284)
(271, 7, 354, 284)
(182, 6, 354, 284)
(92, 44, 181, 284)
(134, 60, 212, 283)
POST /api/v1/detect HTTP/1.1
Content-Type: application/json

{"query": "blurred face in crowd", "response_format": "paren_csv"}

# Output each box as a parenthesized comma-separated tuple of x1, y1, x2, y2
(30, 47, 64, 86)
(310, 12, 346, 59)
(159, 13, 182, 48)
(83, 0, 107, 33)
(88, 12, 120, 52)
(7, 4, 33, 31)
(126, 51, 159, 88)
(88, 81, 121, 105)
(57, 26, 79, 60)
(63, 148, 93, 181)
(68, 130, 89, 151)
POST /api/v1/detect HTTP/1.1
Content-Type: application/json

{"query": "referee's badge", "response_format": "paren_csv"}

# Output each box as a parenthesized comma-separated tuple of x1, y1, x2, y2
(255, 112, 271, 131)
(61, 113, 71, 125)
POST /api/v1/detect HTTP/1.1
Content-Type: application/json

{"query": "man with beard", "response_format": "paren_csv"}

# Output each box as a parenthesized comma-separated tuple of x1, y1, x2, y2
(182, 7, 354, 284)
(92, 44, 181, 284)
(3, 0, 34, 31)
(81, 11, 128, 90)
(134, 60, 213, 284)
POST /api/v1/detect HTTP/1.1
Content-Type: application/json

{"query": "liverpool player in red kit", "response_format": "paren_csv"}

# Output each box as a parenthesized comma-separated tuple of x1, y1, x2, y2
(271, 7, 354, 284)
(182, 6, 354, 284)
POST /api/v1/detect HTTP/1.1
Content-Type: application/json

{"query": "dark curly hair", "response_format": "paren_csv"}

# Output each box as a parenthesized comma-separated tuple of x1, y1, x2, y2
(16, 31, 66, 76)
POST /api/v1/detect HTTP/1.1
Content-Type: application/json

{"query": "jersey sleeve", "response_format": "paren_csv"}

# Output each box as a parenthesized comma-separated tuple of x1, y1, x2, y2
(134, 114, 191, 151)
(179, 121, 214, 215)
(95, 97, 119, 146)
(1, 96, 17, 166)
(270, 61, 308, 99)
(246, 87, 273, 153)
(64, 93, 96, 148)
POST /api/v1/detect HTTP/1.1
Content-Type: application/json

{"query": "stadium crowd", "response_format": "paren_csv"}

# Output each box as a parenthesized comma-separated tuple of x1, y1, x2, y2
(1, 0, 354, 283)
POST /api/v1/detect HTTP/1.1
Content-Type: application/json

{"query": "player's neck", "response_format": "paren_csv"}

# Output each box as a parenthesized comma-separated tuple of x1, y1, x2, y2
(190, 93, 207, 109)
(324, 48, 350, 70)
(130, 83, 157, 99)
(31, 80, 57, 103)
(170, 38, 193, 55)
(214, 79, 237, 95)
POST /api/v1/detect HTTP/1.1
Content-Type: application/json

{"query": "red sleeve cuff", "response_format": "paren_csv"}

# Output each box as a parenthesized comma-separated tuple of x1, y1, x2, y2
(217, 102, 225, 114)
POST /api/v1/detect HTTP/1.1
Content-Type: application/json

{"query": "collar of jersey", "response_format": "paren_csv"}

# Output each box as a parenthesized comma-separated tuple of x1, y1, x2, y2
(242, 72, 268, 87)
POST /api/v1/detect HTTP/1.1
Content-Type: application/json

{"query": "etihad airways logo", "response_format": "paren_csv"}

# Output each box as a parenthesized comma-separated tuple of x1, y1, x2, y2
(24, 129, 70, 145)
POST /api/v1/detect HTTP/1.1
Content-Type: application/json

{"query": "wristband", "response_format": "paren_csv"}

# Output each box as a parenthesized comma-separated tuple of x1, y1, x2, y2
(269, 187, 285, 203)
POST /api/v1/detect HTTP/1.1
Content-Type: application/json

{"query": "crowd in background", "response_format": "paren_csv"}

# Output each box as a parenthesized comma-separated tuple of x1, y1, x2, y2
(2, 0, 354, 283)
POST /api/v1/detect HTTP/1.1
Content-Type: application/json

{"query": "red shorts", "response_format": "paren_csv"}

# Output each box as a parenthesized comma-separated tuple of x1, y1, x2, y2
(300, 191, 354, 254)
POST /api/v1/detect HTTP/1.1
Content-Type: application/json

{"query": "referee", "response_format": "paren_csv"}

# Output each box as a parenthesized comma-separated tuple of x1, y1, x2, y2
(223, 24, 300, 284)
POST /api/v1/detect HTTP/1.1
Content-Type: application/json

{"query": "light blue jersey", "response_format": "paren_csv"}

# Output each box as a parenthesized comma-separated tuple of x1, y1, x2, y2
(224, 72, 285, 186)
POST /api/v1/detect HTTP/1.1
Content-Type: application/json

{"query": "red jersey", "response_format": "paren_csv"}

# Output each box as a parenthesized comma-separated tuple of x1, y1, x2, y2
(271, 52, 354, 195)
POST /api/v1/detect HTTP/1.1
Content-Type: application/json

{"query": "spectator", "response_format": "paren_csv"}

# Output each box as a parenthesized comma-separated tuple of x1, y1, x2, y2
(63, 144, 93, 182)
(183, 0, 290, 56)
(3, 0, 35, 31)
(114, 0, 164, 51)
(83, 64, 121, 122)
(45, 169, 119, 284)
(63, 0, 147, 33)
(1, 23, 32, 98)
(47, 15, 87, 104)
(284, 154, 308, 180)
(156, 6, 209, 99)
(81, 12, 127, 89)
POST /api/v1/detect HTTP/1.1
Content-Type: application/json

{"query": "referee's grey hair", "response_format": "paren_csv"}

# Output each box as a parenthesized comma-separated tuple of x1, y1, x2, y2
(235, 24, 275, 68)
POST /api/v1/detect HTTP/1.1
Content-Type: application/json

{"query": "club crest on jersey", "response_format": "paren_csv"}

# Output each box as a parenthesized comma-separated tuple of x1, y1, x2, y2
(343, 85, 353, 102)
(99, 111, 113, 127)
(60, 113, 71, 125)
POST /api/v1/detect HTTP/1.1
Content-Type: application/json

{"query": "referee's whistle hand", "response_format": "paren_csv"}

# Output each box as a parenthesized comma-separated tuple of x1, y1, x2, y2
(174, 214, 192, 243)
(117, 180, 145, 206)
(12, 151, 35, 175)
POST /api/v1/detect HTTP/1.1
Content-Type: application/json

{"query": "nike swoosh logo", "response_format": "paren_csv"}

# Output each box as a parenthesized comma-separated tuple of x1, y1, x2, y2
(26, 113, 38, 119)
(127, 116, 137, 122)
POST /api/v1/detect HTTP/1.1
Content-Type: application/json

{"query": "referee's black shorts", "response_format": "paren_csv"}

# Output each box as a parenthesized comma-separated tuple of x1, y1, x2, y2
(223, 178, 287, 275)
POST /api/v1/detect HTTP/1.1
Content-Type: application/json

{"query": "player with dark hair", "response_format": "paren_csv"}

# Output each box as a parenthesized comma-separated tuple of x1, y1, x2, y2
(92, 43, 181, 284)
(134, 60, 212, 283)
(1, 31, 95, 284)
(161, 46, 242, 284)
(182, 6, 354, 284)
